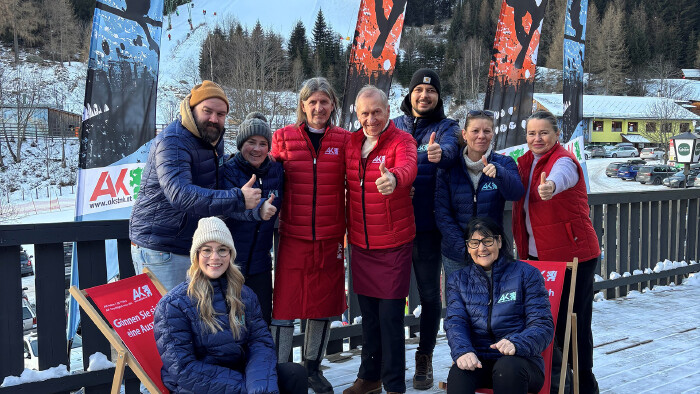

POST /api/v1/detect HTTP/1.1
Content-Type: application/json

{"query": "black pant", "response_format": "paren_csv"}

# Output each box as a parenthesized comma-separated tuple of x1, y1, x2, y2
(277, 362, 307, 394)
(357, 295, 406, 393)
(411, 230, 443, 355)
(245, 270, 272, 326)
(555, 256, 599, 394)
(446, 356, 544, 394)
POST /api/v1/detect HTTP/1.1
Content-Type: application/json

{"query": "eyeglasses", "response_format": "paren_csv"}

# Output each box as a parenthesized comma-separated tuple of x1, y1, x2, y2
(466, 236, 498, 249)
(467, 110, 494, 118)
(199, 247, 231, 258)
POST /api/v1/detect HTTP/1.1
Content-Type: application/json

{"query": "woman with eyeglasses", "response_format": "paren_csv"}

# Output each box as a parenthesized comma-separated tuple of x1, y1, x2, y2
(444, 217, 553, 394)
(153, 217, 306, 394)
(435, 110, 524, 279)
(512, 110, 600, 393)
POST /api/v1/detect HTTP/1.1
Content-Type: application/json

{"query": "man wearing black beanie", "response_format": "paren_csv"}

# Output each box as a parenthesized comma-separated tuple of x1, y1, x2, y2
(393, 68, 460, 389)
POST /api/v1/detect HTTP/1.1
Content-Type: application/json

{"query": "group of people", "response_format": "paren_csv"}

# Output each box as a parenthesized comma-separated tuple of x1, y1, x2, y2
(129, 68, 601, 394)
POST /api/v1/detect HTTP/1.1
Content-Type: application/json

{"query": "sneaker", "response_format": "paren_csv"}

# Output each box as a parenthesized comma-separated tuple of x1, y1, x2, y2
(342, 378, 382, 394)
(413, 352, 433, 390)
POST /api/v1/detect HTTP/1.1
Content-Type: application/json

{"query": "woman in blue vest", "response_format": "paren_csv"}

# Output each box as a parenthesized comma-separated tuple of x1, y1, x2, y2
(153, 217, 305, 393)
(222, 112, 283, 326)
(444, 217, 553, 394)
(435, 110, 523, 279)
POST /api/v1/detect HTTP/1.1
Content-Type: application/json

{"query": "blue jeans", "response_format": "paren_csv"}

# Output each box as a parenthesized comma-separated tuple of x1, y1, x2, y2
(442, 254, 468, 281)
(131, 245, 190, 291)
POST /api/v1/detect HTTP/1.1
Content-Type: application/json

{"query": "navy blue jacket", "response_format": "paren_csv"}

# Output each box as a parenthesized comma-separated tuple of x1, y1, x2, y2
(222, 154, 283, 276)
(130, 118, 246, 255)
(435, 152, 523, 261)
(154, 279, 277, 394)
(444, 257, 553, 374)
(393, 98, 459, 232)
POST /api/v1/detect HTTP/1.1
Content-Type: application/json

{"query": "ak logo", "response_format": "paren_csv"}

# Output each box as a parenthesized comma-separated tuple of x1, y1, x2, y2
(268, 190, 279, 198)
(324, 147, 339, 155)
(497, 291, 517, 303)
(417, 144, 429, 153)
(133, 285, 152, 301)
(372, 156, 386, 164)
(481, 182, 498, 191)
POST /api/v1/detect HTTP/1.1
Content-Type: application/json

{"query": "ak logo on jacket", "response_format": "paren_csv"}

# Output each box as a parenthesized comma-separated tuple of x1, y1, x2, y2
(372, 156, 386, 164)
(417, 144, 429, 153)
(324, 147, 339, 155)
(481, 182, 498, 191)
(497, 291, 517, 304)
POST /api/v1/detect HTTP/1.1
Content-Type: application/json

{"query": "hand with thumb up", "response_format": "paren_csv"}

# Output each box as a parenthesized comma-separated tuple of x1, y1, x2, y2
(427, 132, 442, 163)
(481, 155, 496, 178)
(241, 174, 262, 209)
(260, 194, 277, 221)
(537, 172, 555, 201)
(375, 162, 397, 196)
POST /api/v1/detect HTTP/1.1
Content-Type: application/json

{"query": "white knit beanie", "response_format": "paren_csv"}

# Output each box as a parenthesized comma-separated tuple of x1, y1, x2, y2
(190, 217, 237, 266)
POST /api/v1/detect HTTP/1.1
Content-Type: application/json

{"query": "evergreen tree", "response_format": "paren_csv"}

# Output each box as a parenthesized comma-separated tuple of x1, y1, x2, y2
(312, 9, 330, 75)
(625, 5, 650, 70)
(589, 1, 629, 95)
(288, 21, 312, 79)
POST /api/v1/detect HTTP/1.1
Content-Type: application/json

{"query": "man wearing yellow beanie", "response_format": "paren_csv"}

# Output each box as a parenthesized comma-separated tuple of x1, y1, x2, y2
(130, 80, 261, 291)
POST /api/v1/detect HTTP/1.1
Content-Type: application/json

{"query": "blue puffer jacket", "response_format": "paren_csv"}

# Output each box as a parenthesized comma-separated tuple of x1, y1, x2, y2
(130, 118, 246, 255)
(435, 151, 524, 261)
(154, 279, 278, 394)
(222, 154, 283, 277)
(444, 256, 554, 374)
(393, 98, 459, 232)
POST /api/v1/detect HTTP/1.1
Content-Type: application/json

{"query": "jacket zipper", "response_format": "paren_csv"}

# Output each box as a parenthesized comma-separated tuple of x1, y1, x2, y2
(486, 270, 495, 341)
(245, 223, 261, 277)
(360, 161, 369, 248)
(302, 126, 328, 241)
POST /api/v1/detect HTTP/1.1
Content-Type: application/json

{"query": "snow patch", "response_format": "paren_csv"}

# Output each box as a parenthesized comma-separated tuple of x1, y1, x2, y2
(593, 292, 605, 302)
(330, 321, 343, 328)
(622, 272, 631, 278)
(609, 272, 621, 280)
(1, 365, 70, 387)
(594, 274, 604, 282)
(353, 316, 362, 325)
(632, 269, 644, 275)
(684, 273, 700, 286)
(87, 352, 115, 372)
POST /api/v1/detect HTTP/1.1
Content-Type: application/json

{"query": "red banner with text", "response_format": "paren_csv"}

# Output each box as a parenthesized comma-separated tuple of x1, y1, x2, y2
(85, 274, 168, 393)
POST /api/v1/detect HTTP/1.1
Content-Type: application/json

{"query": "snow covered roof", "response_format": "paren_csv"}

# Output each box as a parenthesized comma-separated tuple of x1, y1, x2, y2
(645, 79, 700, 101)
(682, 69, 700, 79)
(622, 134, 650, 143)
(534, 93, 700, 120)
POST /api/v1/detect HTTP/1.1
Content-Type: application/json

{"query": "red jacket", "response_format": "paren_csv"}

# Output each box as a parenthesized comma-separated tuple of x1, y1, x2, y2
(271, 123, 350, 241)
(346, 121, 418, 249)
(512, 143, 600, 262)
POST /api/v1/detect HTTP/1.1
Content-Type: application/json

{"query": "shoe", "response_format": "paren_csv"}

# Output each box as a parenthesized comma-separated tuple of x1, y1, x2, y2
(342, 378, 382, 394)
(413, 352, 433, 390)
(305, 359, 333, 394)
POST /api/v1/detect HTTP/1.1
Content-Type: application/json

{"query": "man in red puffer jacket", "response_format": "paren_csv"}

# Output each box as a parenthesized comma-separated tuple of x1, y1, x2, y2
(270, 77, 350, 394)
(343, 85, 418, 394)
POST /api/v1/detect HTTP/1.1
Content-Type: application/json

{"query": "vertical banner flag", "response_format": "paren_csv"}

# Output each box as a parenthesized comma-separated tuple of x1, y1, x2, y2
(341, 0, 407, 132)
(70, 0, 163, 344)
(485, 0, 549, 150)
(85, 274, 168, 393)
(562, 0, 588, 142)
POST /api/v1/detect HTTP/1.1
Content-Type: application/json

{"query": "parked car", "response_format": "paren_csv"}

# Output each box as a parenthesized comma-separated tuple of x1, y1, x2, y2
(636, 164, 677, 185)
(606, 146, 639, 158)
(663, 169, 700, 188)
(639, 147, 665, 160)
(22, 299, 36, 332)
(584, 146, 606, 159)
(626, 159, 647, 165)
(22, 287, 29, 303)
(24, 333, 83, 371)
(64, 242, 73, 288)
(605, 162, 626, 177)
(617, 164, 641, 181)
(20, 250, 33, 276)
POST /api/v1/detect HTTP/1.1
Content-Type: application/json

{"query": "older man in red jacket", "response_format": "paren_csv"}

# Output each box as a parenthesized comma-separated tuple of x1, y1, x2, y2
(343, 85, 418, 394)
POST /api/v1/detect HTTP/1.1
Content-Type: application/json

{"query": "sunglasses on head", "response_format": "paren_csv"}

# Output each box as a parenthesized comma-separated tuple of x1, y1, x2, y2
(467, 110, 494, 118)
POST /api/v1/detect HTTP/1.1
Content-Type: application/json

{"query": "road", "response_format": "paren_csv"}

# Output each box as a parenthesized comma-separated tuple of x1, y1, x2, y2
(586, 157, 670, 194)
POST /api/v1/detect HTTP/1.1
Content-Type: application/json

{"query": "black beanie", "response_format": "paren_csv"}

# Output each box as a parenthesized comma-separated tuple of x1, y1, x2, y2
(236, 112, 272, 150)
(409, 68, 441, 97)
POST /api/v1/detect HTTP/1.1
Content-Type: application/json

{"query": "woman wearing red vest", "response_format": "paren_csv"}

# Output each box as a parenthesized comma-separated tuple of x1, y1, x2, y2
(270, 77, 351, 394)
(512, 110, 600, 394)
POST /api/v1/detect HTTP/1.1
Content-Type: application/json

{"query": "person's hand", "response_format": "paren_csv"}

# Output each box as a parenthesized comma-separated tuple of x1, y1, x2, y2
(537, 172, 556, 201)
(481, 155, 497, 178)
(456, 352, 482, 371)
(260, 194, 277, 221)
(375, 162, 397, 195)
(490, 338, 516, 355)
(409, 186, 415, 199)
(241, 175, 261, 209)
(427, 132, 442, 163)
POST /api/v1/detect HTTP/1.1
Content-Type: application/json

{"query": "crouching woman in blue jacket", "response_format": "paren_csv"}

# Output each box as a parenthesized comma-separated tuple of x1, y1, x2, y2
(444, 217, 553, 394)
(154, 217, 305, 394)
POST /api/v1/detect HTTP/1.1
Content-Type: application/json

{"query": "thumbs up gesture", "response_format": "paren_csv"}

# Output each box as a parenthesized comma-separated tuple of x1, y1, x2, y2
(260, 194, 277, 221)
(537, 172, 555, 201)
(375, 162, 397, 196)
(241, 175, 262, 209)
(427, 132, 442, 163)
(481, 155, 496, 178)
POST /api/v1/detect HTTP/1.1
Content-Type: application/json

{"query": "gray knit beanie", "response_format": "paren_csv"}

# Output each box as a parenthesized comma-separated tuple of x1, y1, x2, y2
(190, 217, 237, 266)
(236, 112, 272, 150)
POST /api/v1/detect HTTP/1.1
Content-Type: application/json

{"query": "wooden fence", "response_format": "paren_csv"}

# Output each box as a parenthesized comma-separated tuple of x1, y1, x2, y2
(0, 188, 698, 393)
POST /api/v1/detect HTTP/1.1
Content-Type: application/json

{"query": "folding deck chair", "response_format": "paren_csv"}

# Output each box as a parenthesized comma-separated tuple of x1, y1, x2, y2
(69, 268, 169, 394)
(438, 258, 579, 394)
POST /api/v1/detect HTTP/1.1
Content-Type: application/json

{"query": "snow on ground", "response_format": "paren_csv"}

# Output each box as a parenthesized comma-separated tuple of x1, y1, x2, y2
(585, 157, 669, 194)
